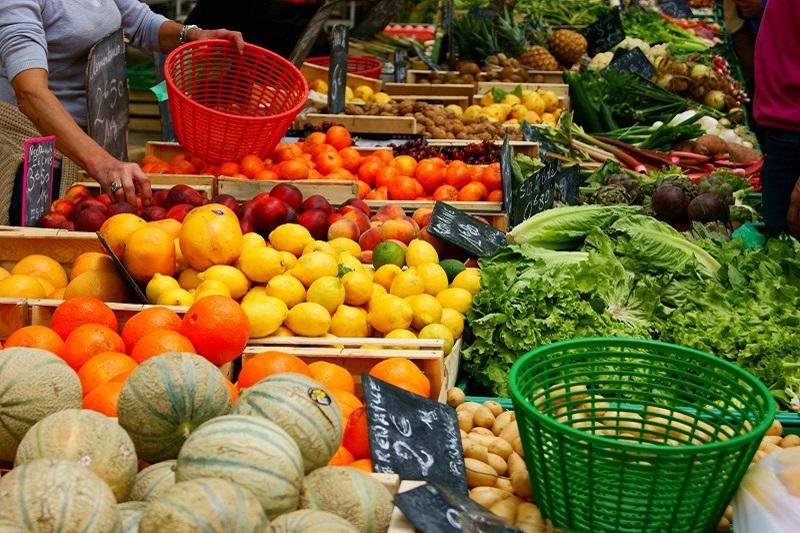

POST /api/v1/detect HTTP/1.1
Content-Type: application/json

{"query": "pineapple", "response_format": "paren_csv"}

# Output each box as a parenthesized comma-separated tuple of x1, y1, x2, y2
(550, 29, 587, 66)
(519, 46, 559, 71)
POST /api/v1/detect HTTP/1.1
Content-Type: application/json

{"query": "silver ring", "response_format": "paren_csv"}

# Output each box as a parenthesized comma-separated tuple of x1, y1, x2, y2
(110, 181, 122, 193)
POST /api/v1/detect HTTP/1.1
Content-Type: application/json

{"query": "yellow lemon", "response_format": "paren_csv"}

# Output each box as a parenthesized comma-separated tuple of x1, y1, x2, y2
(330, 305, 370, 337)
(406, 239, 439, 267)
(241, 296, 288, 337)
(11, 254, 68, 289)
(285, 302, 331, 337)
(436, 287, 473, 314)
(237, 246, 285, 283)
(242, 232, 267, 248)
(145, 273, 180, 304)
(0, 274, 45, 298)
(363, 265, 375, 280)
(265, 274, 306, 308)
(367, 294, 413, 334)
(416, 263, 449, 296)
(451, 269, 481, 295)
(33, 277, 55, 297)
(177, 268, 202, 290)
(193, 279, 231, 300)
(405, 294, 443, 331)
(385, 329, 418, 349)
(373, 264, 403, 291)
(539, 89, 559, 112)
(419, 323, 455, 354)
(338, 252, 364, 275)
(291, 251, 338, 287)
(329, 238, 361, 258)
(390, 268, 425, 298)
(0, 267, 9, 281)
(269, 224, 314, 256)
(354, 85, 374, 101)
(303, 240, 337, 257)
(242, 286, 267, 304)
(269, 326, 294, 337)
(156, 288, 195, 307)
(342, 271, 372, 306)
(440, 308, 465, 340)
(523, 91, 545, 115)
(368, 283, 387, 308)
(280, 251, 298, 270)
(345, 86, 355, 101)
(306, 276, 345, 314)
(199, 265, 250, 299)
(373, 91, 391, 104)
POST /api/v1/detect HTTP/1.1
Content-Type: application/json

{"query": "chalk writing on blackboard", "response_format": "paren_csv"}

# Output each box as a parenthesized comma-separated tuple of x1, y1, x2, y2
(428, 202, 507, 257)
(583, 8, 626, 57)
(21, 136, 55, 227)
(87, 29, 129, 162)
(328, 25, 349, 114)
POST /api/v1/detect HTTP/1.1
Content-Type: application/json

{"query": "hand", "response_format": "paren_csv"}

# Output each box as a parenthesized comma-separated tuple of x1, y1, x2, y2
(189, 28, 245, 53)
(735, 0, 763, 19)
(92, 157, 152, 206)
(787, 178, 800, 238)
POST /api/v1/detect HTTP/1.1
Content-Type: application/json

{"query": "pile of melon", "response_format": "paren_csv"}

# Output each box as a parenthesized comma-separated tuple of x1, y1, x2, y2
(0, 347, 394, 532)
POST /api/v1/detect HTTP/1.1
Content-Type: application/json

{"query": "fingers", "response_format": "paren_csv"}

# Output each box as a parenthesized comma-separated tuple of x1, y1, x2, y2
(132, 164, 153, 205)
(230, 31, 245, 54)
(120, 173, 137, 205)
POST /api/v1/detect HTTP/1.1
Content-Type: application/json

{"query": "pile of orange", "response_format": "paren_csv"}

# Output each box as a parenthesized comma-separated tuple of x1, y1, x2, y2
(237, 351, 433, 473)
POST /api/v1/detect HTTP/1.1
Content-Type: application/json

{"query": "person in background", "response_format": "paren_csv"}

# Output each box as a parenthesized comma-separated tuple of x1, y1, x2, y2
(0, 0, 243, 225)
(753, 0, 800, 235)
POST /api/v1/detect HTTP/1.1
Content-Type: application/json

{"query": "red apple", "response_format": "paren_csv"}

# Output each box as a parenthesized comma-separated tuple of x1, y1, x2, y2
(73, 198, 108, 217)
(140, 205, 167, 221)
(252, 197, 289, 232)
(297, 209, 329, 240)
(342, 198, 372, 217)
(37, 212, 67, 229)
(73, 207, 107, 232)
(50, 199, 75, 218)
(285, 204, 298, 224)
(152, 189, 170, 207)
(211, 194, 241, 217)
(342, 209, 371, 234)
(301, 194, 333, 215)
(64, 184, 90, 203)
(270, 183, 303, 211)
(106, 202, 137, 216)
(251, 192, 271, 205)
(165, 203, 194, 222)
(166, 184, 204, 208)
(240, 218, 255, 234)
(61, 220, 75, 231)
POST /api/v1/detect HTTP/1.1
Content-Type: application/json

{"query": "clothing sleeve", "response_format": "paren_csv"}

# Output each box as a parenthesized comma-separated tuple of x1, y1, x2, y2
(114, 0, 169, 52)
(0, 0, 48, 81)
(185, 0, 241, 31)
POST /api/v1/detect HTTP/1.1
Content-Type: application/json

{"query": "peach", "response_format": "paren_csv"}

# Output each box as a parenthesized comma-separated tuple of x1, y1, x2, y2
(341, 198, 372, 217)
(37, 212, 68, 229)
(152, 189, 170, 207)
(358, 227, 382, 251)
(473, 215, 490, 225)
(96, 193, 113, 207)
(167, 184, 204, 208)
(370, 220, 383, 230)
(404, 216, 420, 233)
(165, 203, 194, 222)
(327, 212, 344, 225)
(360, 250, 373, 264)
(371, 204, 406, 222)
(64, 184, 90, 204)
(50, 199, 75, 218)
(418, 226, 448, 256)
(327, 219, 360, 241)
(140, 205, 167, 221)
(380, 219, 416, 245)
(343, 209, 371, 234)
(412, 207, 433, 229)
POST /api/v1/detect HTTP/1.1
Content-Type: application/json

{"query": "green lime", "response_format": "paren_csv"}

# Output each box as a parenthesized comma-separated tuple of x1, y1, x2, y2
(373, 241, 406, 269)
(439, 259, 466, 283)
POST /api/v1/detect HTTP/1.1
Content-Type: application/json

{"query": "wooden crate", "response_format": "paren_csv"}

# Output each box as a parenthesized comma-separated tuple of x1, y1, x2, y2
(364, 201, 508, 231)
(76, 170, 215, 197)
(294, 113, 417, 135)
(384, 83, 475, 107)
(143, 141, 185, 162)
(217, 177, 357, 205)
(0, 227, 104, 274)
(476, 81, 569, 97)
(406, 69, 565, 85)
(301, 62, 384, 94)
(0, 297, 28, 341)
(425, 139, 539, 158)
(129, 90, 161, 133)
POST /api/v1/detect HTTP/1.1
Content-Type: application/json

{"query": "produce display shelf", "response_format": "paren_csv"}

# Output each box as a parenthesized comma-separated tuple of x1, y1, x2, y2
(405, 69, 565, 85)
(77, 171, 215, 197)
(217, 176, 358, 205)
(294, 113, 418, 135)
(301, 61, 384, 94)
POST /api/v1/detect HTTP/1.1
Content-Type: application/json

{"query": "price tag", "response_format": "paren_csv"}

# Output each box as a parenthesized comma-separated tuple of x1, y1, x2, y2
(607, 47, 655, 80)
(659, 0, 692, 18)
(86, 29, 128, 161)
(363, 376, 467, 494)
(96, 232, 150, 304)
(427, 202, 507, 257)
(21, 136, 55, 227)
(327, 25, 349, 114)
(583, 8, 626, 57)
(555, 164, 581, 206)
(394, 49, 407, 83)
(394, 483, 521, 533)
(521, 122, 560, 159)
(512, 160, 558, 226)
(289, 2, 336, 67)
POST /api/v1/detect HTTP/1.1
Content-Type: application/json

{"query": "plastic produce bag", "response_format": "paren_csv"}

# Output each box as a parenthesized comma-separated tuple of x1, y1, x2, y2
(733, 447, 800, 532)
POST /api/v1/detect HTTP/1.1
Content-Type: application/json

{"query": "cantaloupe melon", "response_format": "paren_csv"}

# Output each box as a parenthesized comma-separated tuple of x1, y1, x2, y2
(14, 408, 137, 502)
(138, 477, 267, 533)
(271, 510, 359, 533)
(300, 467, 394, 533)
(232, 372, 342, 472)
(175, 414, 303, 519)
(119, 501, 148, 533)
(0, 519, 25, 532)
(129, 460, 176, 502)
(0, 459, 120, 532)
(117, 352, 231, 462)
(0, 348, 83, 462)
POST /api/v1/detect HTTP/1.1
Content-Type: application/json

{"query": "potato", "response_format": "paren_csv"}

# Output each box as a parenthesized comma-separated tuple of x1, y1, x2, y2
(488, 438, 513, 460)
(780, 434, 800, 448)
(447, 387, 465, 408)
(764, 443, 783, 454)
(487, 453, 508, 476)
(490, 494, 522, 524)
(511, 436, 525, 458)
(493, 411, 516, 436)
(473, 406, 496, 429)
(464, 442, 489, 463)
(761, 435, 783, 448)
(495, 477, 514, 493)
(471, 427, 495, 437)
(767, 419, 783, 436)
(515, 502, 544, 532)
(499, 421, 520, 443)
(465, 458, 499, 488)
(456, 402, 481, 414)
(460, 429, 468, 440)
(508, 453, 532, 500)
(458, 409, 474, 432)
(469, 486, 512, 508)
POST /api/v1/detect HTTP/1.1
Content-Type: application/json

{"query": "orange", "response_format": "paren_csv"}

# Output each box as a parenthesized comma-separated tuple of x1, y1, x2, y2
(328, 445, 355, 466)
(171, 159, 196, 174)
(62, 324, 126, 370)
(357, 180, 372, 200)
(308, 361, 355, 394)
(11, 254, 68, 289)
(366, 186, 388, 200)
(458, 181, 488, 201)
(444, 161, 471, 189)
(122, 226, 175, 283)
(121, 307, 182, 353)
(77, 351, 137, 394)
(388, 176, 423, 201)
(343, 406, 370, 459)
(110, 369, 133, 383)
(179, 204, 242, 271)
(304, 132, 327, 150)
(433, 184, 459, 201)
(330, 168, 355, 181)
(315, 150, 343, 175)
(240, 154, 266, 178)
(309, 143, 336, 159)
(4, 325, 65, 356)
(253, 169, 279, 181)
(326, 125, 352, 151)
(391, 155, 418, 177)
(368, 358, 431, 398)
(50, 297, 118, 340)
(481, 162, 502, 190)
(330, 389, 363, 422)
(217, 161, 240, 176)
(131, 329, 196, 363)
(487, 189, 503, 202)
(63, 270, 130, 303)
(371, 150, 394, 164)
(375, 166, 399, 189)
(339, 147, 362, 173)
(415, 158, 446, 192)
(357, 158, 383, 187)
(98, 214, 147, 257)
(273, 143, 303, 162)
(179, 295, 250, 366)
(237, 351, 312, 388)
(83, 381, 123, 417)
(277, 159, 309, 180)
(225, 378, 239, 403)
(349, 458, 373, 472)
(69, 252, 116, 281)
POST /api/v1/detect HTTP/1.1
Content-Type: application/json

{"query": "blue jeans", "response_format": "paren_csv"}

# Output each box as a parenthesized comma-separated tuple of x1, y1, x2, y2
(761, 128, 800, 235)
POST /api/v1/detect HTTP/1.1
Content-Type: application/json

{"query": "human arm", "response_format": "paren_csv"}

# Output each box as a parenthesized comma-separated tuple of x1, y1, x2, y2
(787, 177, 800, 239)
(734, 0, 764, 19)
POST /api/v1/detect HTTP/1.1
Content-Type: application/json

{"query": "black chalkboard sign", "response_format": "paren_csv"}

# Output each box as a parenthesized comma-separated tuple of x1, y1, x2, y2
(289, 2, 336, 67)
(328, 25, 349, 114)
(363, 375, 467, 494)
(21, 136, 55, 227)
(443, 0, 456, 71)
(583, 8, 626, 57)
(555, 164, 581, 206)
(96, 232, 150, 304)
(412, 41, 442, 71)
(499, 134, 514, 221)
(608, 47, 656, 80)
(351, 0, 407, 39)
(86, 29, 128, 162)
(427, 202, 507, 257)
(394, 483, 520, 533)
(521, 122, 560, 159)
(468, 7, 497, 20)
(512, 161, 558, 226)
(394, 49, 407, 83)
(659, 0, 692, 18)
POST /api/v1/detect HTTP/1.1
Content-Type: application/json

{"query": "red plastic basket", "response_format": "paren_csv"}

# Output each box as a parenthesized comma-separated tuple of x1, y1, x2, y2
(164, 40, 308, 164)
(305, 55, 383, 79)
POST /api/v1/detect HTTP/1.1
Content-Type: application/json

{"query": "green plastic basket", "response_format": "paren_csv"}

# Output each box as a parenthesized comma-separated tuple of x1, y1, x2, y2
(509, 338, 776, 533)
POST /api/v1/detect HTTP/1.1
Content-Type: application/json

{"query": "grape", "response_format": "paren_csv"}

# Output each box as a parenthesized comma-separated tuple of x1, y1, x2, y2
(389, 139, 500, 164)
